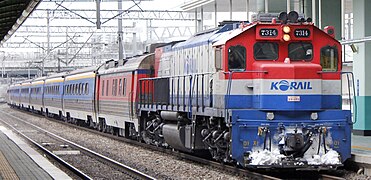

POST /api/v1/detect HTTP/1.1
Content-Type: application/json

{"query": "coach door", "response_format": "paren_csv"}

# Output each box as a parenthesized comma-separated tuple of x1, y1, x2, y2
(128, 71, 135, 120)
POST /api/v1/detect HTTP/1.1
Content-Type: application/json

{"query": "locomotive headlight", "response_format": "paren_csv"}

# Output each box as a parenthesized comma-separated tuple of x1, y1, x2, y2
(283, 26, 291, 33)
(311, 112, 318, 120)
(283, 34, 291, 41)
(266, 112, 274, 120)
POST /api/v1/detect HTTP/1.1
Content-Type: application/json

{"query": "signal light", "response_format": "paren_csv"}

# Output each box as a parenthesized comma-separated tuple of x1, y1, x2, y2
(283, 34, 291, 41)
(283, 26, 291, 33)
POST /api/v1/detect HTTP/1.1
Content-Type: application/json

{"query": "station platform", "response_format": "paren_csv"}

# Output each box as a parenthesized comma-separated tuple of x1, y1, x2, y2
(0, 126, 71, 180)
(351, 134, 371, 176)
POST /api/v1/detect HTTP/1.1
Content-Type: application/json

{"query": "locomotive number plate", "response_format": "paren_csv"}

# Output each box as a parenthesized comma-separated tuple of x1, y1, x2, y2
(288, 96, 301, 102)
(294, 29, 310, 37)
(260, 28, 278, 37)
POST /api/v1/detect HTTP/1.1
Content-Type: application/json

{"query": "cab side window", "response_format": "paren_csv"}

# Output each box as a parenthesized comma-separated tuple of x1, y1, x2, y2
(228, 45, 246, 71)
(320, 46, 338, 71)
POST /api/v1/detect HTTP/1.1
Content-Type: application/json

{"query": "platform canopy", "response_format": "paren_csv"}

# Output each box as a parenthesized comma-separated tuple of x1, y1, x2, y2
(181, 0, 257, 12)
(0, 0, 41, 45)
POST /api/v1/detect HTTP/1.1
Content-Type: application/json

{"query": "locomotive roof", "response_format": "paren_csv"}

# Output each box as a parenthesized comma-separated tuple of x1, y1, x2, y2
(213, 23, 256, 47)
(173, 23, 243, 50)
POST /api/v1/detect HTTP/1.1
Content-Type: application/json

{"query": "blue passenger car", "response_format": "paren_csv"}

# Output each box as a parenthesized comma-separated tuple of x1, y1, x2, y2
(63, 66, 98, 124)
(29, 77, 46, 113)
(44, 73, 67, 117)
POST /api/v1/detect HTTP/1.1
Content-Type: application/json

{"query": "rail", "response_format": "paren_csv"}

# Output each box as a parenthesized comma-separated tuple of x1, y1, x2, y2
(0, 115, 92, 180)
(0, 110, 156, 180)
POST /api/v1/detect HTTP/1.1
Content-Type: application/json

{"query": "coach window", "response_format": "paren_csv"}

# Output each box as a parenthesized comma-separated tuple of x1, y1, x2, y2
(228, 45, 246, 71)
(102, 80, 105, 96)
(83, 83, 85, 95)
(106, 80, 109, 96)
(254, 42, 278, 60)
(77, 84, 80, 94)
(123, 78, 127, 96)
(289, 42, 313, 60)
(85, 83, 89, 95)
(80, 84, 83, 95)
(119, 79, 123, 96)
(320, 45, 338, 72)
(112, 79, 117, 96)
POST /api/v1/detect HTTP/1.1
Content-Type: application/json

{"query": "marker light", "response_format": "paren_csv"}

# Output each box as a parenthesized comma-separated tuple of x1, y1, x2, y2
(283, 34, 291, 41)
(266, 112, 274, 120)
(283, 26, 291, 33)
(311, 112, 318, 120)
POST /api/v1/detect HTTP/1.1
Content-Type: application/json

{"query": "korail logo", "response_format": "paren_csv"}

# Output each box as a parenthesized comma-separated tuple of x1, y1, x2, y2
(270, 80, 313, 91)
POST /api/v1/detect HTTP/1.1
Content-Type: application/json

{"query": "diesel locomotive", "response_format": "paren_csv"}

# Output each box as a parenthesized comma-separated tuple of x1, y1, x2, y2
(7, 11, 352, 169)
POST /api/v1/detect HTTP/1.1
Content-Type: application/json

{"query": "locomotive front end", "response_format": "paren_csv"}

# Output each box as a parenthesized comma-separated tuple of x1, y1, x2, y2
(223, 12, 352, 169)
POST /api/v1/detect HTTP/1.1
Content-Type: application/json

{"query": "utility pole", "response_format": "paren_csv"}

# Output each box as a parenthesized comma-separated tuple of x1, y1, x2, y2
(45, 9, 50, 76)
(96, 0, 101, 29)
(118, 0, 124, 60)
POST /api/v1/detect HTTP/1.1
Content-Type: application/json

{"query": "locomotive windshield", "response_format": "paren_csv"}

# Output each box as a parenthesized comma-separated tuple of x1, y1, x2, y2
(288, 42, 313, 61)
(254, 42, 278, 60)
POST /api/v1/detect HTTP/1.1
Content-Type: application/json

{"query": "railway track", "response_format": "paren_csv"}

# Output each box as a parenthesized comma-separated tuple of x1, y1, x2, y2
(3, 106, 347, 180)
(0, 109, 155, 180)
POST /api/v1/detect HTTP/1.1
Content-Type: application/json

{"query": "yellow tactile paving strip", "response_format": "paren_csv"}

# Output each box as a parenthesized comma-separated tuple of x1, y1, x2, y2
(352, 145, 371, 151)
(0, 151, 19, 180)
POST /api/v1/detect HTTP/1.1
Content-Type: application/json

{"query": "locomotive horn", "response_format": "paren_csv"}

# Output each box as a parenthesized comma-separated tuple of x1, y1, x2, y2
(278, 12, 288, 22)
(288, 11, 299, 23)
